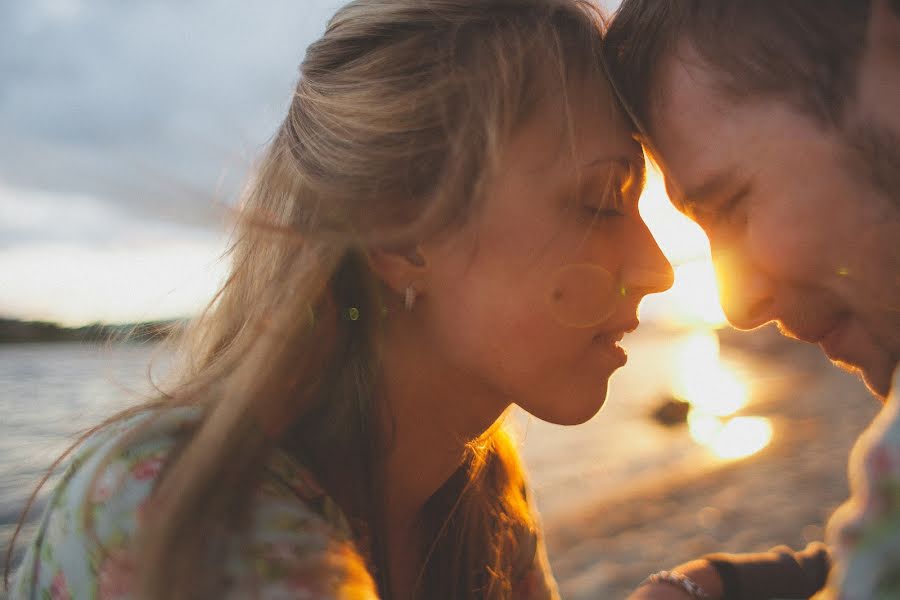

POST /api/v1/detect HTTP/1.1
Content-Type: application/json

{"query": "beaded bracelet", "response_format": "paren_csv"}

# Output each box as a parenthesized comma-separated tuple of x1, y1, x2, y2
(639, 570, 711, 599)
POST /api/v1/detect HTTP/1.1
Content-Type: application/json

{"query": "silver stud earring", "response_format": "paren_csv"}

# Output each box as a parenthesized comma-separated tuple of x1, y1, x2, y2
(404, 285, 417, 311)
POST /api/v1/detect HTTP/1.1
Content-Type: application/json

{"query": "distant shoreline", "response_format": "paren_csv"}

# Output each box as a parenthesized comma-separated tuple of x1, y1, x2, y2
(0, 318, 181, 344)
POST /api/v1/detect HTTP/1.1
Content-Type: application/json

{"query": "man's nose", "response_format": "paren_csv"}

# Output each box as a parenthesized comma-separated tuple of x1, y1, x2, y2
(622, 219, 675, 298)
(712, 244, 776, 330)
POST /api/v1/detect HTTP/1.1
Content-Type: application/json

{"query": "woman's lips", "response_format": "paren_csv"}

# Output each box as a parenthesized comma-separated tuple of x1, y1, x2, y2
(591, 320, 637, 367)
(592, 335, 628, 367)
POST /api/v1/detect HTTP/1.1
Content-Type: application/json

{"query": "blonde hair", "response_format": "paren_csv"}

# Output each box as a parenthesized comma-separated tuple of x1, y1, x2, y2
(7, 1, 612, 598)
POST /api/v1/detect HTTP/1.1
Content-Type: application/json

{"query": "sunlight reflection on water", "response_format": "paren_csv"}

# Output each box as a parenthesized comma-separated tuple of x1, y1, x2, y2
(673, 329, 773, 460)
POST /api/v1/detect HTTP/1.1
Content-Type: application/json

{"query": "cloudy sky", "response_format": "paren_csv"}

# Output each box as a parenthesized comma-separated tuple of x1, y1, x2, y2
(1, 0, 349, 324)
(1, 0, 715, 326)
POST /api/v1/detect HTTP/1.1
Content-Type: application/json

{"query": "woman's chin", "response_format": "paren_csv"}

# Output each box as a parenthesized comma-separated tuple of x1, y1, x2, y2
(521, 382, 610, 426)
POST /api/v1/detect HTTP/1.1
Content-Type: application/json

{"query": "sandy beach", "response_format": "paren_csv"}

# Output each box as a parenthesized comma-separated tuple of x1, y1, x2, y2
(540, 329, 880, 599)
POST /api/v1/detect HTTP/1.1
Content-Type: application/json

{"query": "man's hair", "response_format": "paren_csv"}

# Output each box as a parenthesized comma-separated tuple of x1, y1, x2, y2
(604, 1, 877, 129)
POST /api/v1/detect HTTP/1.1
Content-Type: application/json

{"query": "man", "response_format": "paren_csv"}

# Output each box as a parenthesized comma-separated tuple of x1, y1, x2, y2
(605, 1, 900, 598)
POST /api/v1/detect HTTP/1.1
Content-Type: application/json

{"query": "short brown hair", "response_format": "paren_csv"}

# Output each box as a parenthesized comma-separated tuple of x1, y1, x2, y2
(604, 1, 873, 129)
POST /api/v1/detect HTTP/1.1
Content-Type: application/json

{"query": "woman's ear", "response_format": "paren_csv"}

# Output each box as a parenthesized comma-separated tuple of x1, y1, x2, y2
(367, 245, 429, 294)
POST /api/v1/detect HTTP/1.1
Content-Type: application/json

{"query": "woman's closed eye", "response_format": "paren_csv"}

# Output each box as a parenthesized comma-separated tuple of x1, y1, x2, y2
(567, 157, 643, 226)
(580, 168, 633, 222)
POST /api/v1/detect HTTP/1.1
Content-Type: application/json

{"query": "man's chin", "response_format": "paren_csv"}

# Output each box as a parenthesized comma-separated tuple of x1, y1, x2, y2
(839, 358, 895, 401)
(820, 321, 897, 400)
(862, 372, 891, 401)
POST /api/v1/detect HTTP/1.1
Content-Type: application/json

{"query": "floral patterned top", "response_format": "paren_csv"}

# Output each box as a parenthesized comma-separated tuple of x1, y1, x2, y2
(821, 367, 900, 600)
(11, 407, 559, 599)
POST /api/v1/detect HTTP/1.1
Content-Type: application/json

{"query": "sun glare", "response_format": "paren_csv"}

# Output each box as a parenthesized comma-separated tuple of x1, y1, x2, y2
(637, 162, 710, 267)
(664, 261, 728, 328)
(637, 163, 728, 328)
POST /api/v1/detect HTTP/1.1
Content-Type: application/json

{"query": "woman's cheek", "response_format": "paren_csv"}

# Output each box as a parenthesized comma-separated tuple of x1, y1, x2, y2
(546, 263, 618, 328)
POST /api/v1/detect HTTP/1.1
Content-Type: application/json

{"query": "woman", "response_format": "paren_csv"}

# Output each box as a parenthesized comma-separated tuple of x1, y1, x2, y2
(8, 1, 670, 597)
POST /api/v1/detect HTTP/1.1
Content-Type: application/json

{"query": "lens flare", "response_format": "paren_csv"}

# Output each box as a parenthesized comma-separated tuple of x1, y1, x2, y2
(546, 263, 617, 328)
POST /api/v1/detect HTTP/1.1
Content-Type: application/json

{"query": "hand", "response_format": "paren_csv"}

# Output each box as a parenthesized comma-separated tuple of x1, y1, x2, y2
(704, 542, 831, 600)
(628, 559, 724, 600)
(629, 542, 831, 600)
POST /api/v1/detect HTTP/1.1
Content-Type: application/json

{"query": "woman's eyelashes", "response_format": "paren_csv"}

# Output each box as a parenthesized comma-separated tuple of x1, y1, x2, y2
(568, 160, 641, 225)
(580, 179, 629, 223)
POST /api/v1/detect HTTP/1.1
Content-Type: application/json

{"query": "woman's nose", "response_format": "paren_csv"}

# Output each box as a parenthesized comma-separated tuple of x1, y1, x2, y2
(622, 219, 675, 298)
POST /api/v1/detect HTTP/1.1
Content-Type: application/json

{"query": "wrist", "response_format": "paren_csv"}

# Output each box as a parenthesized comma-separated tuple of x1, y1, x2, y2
(634, 561, 722, 600)
(672, 560, 723, 599)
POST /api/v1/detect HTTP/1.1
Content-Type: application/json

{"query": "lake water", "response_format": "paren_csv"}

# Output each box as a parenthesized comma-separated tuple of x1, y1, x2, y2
(0, 327, 791, 578)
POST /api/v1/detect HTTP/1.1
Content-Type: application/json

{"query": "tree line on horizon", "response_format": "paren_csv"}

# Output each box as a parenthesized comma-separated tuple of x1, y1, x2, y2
(0, 318, 181, 344)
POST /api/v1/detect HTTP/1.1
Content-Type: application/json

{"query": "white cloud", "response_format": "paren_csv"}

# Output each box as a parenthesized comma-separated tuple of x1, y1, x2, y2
(0, 181, 228, 244)
(0, 0, 345, 226)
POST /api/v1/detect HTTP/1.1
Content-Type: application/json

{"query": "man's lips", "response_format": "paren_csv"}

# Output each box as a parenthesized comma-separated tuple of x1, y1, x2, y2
(779, 313, 850, 346)
(780, 313, 861, 365)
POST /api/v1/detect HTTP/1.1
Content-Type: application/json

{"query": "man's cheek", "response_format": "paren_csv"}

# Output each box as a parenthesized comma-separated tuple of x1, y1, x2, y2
(745, 216, 826, 280)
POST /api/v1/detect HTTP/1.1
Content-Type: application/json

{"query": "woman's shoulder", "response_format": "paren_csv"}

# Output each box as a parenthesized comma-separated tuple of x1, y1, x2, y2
(10, 407, 199, 598)
(12, 406, 378, 599)
(227, 449, 377, 597)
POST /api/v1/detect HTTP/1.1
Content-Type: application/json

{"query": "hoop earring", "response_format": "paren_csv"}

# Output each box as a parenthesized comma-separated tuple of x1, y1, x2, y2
(404, 285, 417, 311)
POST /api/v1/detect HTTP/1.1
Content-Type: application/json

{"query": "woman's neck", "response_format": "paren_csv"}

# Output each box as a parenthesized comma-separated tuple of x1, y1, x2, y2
(377, 320, 508, 533)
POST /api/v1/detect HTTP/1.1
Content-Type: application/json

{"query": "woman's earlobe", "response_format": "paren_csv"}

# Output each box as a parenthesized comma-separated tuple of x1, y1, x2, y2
(367, 245, 429, 294)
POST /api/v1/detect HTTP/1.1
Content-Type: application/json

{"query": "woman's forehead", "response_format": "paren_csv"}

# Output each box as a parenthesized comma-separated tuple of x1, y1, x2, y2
(502, 87, 639, 177)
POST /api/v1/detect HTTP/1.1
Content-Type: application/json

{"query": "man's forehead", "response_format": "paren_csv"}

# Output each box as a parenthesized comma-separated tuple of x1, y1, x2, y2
(647, 40, 731, 131)
(641, 66, 716, 199)
(643, 42, 747, 202)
